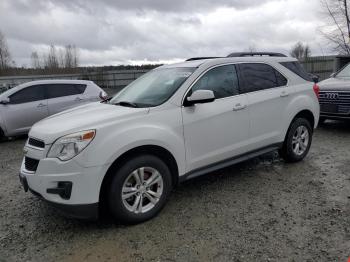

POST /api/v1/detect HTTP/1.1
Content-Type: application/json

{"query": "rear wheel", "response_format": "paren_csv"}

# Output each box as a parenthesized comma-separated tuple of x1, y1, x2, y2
(279, 118, 313, 163)
(108, 155, 172, 224)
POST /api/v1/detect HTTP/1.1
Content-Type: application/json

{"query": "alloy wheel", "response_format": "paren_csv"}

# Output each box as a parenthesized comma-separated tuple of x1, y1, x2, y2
(121, 167, 164, 214)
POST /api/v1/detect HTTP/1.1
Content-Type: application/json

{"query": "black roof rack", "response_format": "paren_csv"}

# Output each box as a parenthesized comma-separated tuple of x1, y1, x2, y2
(227, 52, 287, 57)
(186, 57, 222, 61)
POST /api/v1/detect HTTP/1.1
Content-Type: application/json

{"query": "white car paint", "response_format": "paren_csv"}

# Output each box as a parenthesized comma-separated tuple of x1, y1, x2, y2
(19, 56, 320, 216)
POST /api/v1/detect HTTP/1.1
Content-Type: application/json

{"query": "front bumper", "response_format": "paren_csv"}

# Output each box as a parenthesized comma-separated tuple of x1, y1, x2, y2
(20, 143, 110, 220)
(19, 173, 98, 220)
(320, 112, 350, 120)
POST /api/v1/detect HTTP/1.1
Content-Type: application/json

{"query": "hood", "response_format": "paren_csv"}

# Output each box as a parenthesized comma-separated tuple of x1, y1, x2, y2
(29, 102, 149, 143)
(318, 77, 350, 91)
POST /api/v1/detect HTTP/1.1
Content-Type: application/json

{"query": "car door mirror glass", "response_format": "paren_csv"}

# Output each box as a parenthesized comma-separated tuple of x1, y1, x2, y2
(186, 90, 215, 106)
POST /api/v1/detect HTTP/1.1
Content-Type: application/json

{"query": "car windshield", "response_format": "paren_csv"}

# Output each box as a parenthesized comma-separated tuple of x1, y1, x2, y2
(336, 63, 350, 77)
(110, 67, 195, 107)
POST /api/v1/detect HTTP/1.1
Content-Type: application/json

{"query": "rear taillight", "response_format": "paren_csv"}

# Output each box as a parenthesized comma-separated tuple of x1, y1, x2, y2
(313, 84, 320, 99)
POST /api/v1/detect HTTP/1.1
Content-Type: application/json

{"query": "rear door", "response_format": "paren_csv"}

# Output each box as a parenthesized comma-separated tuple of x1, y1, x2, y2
(2, 85, 48, 135)
(237, 63, 289, 150)
(46, 84, 87, 115)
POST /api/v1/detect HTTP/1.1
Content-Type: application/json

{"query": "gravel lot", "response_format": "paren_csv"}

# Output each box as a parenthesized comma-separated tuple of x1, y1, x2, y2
(0, 121, 349, 262)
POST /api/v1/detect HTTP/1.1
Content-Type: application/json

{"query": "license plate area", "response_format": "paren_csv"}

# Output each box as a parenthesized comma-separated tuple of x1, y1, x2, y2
(320, 104, 338, 113)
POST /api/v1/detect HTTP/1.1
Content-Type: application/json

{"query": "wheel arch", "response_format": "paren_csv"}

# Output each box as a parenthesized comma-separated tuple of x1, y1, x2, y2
(292, 109, 315, 129)
(282, 109, 315, 144)
(99, 145, 179, 206)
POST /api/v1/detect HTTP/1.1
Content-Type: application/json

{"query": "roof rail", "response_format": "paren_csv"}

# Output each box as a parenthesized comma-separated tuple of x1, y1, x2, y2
(227, 52, 287, 57)
(186, 57, 222, 61)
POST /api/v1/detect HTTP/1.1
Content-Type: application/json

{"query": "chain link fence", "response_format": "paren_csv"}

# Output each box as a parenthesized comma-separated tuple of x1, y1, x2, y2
(300, 56, 336, 81)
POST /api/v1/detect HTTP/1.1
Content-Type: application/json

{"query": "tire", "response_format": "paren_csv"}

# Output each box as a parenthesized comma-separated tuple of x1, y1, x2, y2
(279, 118, 313, 163)
(108, 155, 172, 224)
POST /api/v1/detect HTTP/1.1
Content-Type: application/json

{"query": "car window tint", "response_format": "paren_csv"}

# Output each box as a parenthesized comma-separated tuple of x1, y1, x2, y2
(192, 65, 239, 99)
(275, 69, 288, 86)
(9, 85, 46, 104)
(238, 63, 287, 93)
(280, 61, 312, 81)
(46, 84, 86, 99)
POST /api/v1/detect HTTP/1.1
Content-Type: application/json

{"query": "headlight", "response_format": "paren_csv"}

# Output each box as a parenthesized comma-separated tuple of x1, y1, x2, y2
(47, 130, 96, 161)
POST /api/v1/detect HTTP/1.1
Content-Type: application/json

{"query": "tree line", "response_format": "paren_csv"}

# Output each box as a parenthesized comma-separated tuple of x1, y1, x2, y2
(30, 44, 79, 71)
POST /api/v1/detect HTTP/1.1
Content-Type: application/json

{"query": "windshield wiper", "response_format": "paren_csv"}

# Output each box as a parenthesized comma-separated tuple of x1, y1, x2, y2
(113, 101, 139, 108)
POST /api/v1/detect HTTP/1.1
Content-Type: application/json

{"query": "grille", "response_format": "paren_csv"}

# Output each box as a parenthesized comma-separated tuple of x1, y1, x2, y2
(319, 91, 350, 114)
(28, 138, 45, 149)
(24, 157, 39, 172)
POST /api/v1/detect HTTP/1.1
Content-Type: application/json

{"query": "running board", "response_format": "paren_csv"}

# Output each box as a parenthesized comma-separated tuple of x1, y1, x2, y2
(179, 143, 282, 183)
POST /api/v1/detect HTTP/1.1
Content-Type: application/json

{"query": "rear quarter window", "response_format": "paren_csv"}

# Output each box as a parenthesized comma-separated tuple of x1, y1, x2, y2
(280, 61, 312, 81)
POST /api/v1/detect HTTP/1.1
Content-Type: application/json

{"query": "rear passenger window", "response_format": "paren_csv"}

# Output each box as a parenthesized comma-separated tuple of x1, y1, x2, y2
(238, 63, 287, 93)
(9, 85, 46, 104)
(46, 84, 86, 99)
(191, 65, 239, 99)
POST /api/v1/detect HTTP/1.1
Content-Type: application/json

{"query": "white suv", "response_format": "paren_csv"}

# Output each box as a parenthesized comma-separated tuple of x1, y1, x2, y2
(19, 53, 320, 223)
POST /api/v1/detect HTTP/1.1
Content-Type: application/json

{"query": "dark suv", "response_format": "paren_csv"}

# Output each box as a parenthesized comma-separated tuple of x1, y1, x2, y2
(318, 63, 350, 122)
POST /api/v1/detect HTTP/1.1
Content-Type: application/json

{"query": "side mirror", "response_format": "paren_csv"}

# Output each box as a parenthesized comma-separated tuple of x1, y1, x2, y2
(99, 91, 109, 101)
(0, 98, 10, 105)
(186, 90, 215, 106)
(330, 72, 336, 78)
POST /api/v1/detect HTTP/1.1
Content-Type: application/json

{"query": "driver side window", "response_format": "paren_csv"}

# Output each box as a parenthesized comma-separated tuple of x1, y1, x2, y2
(192, 65, 239, 99)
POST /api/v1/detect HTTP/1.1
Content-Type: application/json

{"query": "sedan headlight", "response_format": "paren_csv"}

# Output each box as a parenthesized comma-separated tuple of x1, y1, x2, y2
(47, 130, 96, 161)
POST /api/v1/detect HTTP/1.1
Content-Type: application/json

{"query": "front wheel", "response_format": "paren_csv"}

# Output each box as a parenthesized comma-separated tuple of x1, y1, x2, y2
(108, 155, 172, 224)
(279, 118, 313, 163)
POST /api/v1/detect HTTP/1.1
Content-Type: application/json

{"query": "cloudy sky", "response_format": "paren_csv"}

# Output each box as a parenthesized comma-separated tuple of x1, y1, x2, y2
(0, 0, 331, 67)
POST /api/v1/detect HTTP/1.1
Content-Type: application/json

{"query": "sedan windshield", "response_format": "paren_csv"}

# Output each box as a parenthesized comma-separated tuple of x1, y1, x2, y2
(110, 67, 195, 107)
(336, 63, 350, 77)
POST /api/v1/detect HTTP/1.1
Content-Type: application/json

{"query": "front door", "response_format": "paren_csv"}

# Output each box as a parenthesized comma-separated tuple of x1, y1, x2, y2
(182, 64, 250, 172)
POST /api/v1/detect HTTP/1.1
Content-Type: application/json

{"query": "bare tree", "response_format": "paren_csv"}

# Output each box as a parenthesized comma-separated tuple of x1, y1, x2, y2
(72, 45, 78, 68)
(64, 44, 79, 68)
(30, 51, 41, 69)
(0, 30, 12, 71)
(321, 0, 350, 54)
(44, 44, 59, 69)
(290, 42, 311, 60)
(64, 44, 73, 68)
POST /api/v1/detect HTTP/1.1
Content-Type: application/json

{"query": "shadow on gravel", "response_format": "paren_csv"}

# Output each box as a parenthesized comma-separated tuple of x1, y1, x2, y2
(319, 120, 350, 133)
(0, 135, 27, 144)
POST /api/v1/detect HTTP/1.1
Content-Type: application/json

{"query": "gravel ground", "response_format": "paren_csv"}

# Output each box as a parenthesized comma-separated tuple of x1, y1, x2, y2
(0, 121, 349, 262)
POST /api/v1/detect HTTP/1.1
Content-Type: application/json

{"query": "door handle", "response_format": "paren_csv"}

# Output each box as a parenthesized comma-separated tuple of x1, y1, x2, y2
(280, 91, 289, 97)
(74, 97, 83, 101)
(233, 103, 246, 111)
(37, 103, 46, 108)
